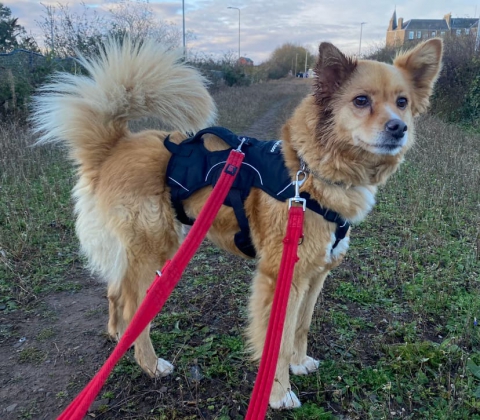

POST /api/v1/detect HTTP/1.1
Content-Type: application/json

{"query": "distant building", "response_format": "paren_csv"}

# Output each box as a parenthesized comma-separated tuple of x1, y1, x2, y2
(238, 56, 253, 66)
(386, 10, 479, 47)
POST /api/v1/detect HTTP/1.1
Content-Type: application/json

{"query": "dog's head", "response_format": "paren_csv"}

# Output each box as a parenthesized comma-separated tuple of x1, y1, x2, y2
(314, 39, 443, 157)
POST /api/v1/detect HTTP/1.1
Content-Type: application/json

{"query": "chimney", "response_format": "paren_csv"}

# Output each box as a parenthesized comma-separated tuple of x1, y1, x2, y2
(444, 13, 452, 28)
(398, 18, 404, 29)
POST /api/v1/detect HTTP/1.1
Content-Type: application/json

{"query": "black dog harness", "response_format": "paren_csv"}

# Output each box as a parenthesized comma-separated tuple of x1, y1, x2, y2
(164, 127, 350, 258)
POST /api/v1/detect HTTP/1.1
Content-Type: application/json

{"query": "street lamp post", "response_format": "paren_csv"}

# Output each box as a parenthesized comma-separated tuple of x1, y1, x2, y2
(182, 0, 186, 59)
(359, 22, 367, 57)
(228, 7, 241, 60)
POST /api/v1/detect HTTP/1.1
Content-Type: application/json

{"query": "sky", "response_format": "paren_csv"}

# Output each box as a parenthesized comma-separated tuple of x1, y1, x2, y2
(4, 0, 480, 64)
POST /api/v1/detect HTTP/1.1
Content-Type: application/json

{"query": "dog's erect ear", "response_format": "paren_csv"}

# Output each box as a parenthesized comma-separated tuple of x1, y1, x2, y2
(314, 42, 357, 106)
(394, 38, 443, 115)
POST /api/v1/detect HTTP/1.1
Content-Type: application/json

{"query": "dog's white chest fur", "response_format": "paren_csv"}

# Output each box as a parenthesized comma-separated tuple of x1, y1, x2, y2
(348, 185, 377, 224)
(324, 233, 350, 264)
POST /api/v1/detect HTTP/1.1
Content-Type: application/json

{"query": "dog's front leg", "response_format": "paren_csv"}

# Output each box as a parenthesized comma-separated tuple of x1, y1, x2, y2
(290, 268, 329, 375)
(247, 267, 305, 409)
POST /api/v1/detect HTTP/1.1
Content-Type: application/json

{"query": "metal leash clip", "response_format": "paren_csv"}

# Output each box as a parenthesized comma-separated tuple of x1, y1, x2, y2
(288, 170, 308, 211)
(236, 137, 247, 153)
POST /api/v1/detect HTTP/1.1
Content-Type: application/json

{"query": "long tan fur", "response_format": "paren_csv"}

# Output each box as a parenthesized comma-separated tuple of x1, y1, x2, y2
(32, 37, 443, 409)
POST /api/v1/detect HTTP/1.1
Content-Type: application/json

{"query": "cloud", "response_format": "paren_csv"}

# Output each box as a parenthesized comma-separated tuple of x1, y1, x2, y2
(3, 0, 479, 63)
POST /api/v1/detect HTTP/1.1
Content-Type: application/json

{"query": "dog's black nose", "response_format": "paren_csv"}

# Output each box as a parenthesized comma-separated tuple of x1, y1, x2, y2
(385, 119, 407, 139)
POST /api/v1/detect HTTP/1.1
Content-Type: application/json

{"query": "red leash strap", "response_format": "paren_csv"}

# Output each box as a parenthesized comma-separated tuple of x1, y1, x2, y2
(245, 205, 304, 420)
(57, 149, 244, 420)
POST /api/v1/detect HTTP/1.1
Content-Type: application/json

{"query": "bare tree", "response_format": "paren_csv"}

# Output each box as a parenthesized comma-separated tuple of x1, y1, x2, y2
(36, 0, 189, 58)
(108, 0, 184, 47)
(37, 2, 106, 57)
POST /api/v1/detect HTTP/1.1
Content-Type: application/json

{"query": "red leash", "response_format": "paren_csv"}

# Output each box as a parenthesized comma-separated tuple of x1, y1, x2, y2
(57, 149, 244, 420)
(57, 147, 306, 419)
(245, 204, 304, 419)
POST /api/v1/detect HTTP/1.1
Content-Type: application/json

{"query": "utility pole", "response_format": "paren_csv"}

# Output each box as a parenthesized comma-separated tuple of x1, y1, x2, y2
(304, 49, 308, 73)
(295, 53, 298, 75)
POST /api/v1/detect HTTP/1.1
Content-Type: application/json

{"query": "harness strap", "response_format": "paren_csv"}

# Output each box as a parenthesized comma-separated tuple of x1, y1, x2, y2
(172, 199, 195, 226)
(301, 192, 350, 247)
(180, 126, 247, 149)
(229, 188, 256, 258)
(170, 189, 350, 257)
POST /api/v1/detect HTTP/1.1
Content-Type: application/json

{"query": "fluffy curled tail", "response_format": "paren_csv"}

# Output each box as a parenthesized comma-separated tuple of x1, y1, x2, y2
(32, 37, 217, 167)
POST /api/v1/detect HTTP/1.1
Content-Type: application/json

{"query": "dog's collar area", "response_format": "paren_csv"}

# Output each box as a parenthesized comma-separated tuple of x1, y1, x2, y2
(299, 158, 351, 189)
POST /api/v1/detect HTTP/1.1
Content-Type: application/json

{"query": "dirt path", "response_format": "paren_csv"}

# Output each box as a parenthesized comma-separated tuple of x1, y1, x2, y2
(0, 276, 111, 418)
(0, 95, 300, 419)
(242, 99, 288, 139)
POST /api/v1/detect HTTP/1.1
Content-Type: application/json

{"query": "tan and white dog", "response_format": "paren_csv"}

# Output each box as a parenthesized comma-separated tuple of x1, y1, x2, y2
(33, 37, 443, 408)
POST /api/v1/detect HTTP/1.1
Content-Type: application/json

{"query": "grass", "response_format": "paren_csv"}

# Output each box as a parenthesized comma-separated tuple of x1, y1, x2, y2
(1, 78, 480, 418)
(0, 121, 79, 307)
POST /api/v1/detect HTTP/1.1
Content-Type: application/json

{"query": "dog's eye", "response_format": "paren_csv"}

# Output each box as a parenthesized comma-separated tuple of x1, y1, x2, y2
(353, 96, 370, 108)
(397, 97, 408, 109)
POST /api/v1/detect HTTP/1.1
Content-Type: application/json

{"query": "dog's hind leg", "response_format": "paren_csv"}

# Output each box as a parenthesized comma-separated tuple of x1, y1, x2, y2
(107, 284, 128, 341)
(112, 252, 176, 378)
(290, 269, 329, 376)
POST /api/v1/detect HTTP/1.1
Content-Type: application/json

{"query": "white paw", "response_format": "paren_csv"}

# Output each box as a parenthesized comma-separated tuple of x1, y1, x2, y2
(155, 358, 174, 377)
(269, 390, 301, 409)
(290, 356, 320, 375)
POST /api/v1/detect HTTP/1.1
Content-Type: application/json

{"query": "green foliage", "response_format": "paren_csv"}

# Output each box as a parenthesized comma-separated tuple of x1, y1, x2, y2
(461, 65, 480, 123)
(223, 65, 251, 87)
(431, 34, 480, 123)
(291, 403, 333, 419)
(189, 51, 254, 87)
(467, 359, 480, 398)
(263, 43, 315, 79)
(0, 3, 38, 53)
(0, 53, 77, 118)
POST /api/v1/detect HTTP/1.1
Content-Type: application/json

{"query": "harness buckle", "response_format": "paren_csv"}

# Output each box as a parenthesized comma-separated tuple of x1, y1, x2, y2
(288, 170, 308, 211)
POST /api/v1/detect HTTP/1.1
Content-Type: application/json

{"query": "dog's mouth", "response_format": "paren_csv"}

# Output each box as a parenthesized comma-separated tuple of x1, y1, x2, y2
(356, 135, 407, 156)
